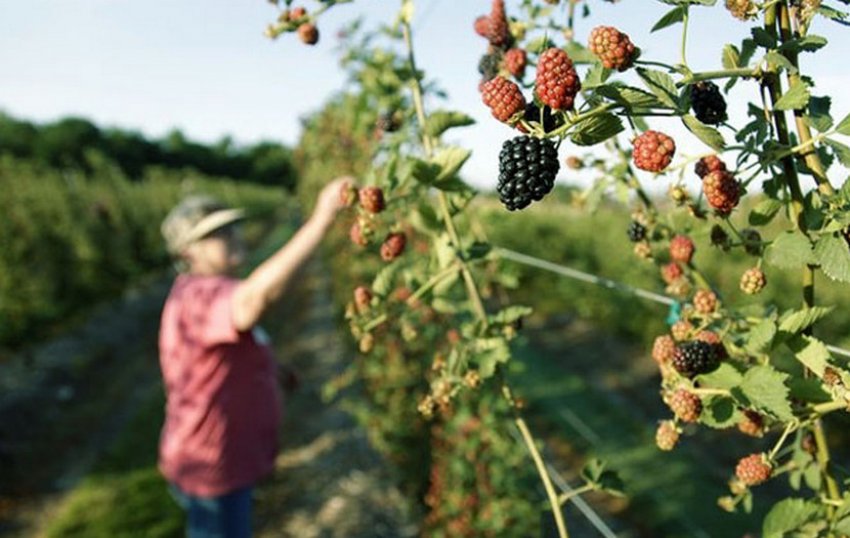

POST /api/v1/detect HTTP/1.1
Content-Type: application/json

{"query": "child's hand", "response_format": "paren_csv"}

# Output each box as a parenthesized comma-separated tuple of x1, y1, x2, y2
(314, 176, 353, 223)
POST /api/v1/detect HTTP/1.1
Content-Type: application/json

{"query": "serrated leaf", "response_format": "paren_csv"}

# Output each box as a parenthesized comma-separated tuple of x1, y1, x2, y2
(424, 110, 475, 137)
(700, 396, 741, 429)
(765, 51, 797, 74)
(752, 27, 778, 49)
(570, 112, 624, 146)
(697, 362, 743, 389)
(636, 68, 680, 109)
(736, 365, 793, 421)
(722, 44, 740, 69)
(779, 305, 835, 334)
(489, 305, 532, 325)
(682, 115, 726, 150)
(814, 234, 850, 282)
(409, 157, 441, 185)
(749, 198, 784, 225)
(762, 498, 822, 538)
(765, 231, 815, 269)
(836, 112, 850, 136)
(775, 83, 811, 111)
(807, 95, 833, 132)
(779, 35, 828, 54)
(747, 319, 777, 353)
(583, 63, 608, 89)
(826, 138, 850, 167)
(652, 6, 686, 32)
(472, 337, 511, 378)
(788, 377, 832, 403)
(788, 335, 831, 377)
(431, 146, 471, 183)
(596, 85, 662, 109)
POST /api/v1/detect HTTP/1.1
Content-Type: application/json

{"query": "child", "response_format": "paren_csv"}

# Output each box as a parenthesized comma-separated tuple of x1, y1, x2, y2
(157, 178, 349, 537)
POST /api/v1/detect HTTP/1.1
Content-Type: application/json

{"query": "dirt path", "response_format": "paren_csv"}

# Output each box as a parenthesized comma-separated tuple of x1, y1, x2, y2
(255, 266, 418, 538)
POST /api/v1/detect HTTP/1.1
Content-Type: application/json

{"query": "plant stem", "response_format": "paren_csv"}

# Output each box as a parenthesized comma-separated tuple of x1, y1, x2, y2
(776, 2, 835, 197)
(681, 5, 689, 67)
(557, 483, 594, 505)
(679, 67, 760, 86)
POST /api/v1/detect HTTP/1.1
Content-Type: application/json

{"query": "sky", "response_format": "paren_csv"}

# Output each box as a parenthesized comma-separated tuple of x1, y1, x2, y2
(1, 0, 848, 192)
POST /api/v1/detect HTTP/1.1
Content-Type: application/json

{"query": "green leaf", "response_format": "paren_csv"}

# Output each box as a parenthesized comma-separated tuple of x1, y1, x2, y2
(433, 233, 455, 269)
(778, 305, 835, 335)
(489, 305, 533, 325)
(424, 110, 475, 138)
(836, 112, 850, 136)
(826, 138, 850, 167)
(774, 82, 811, 111)
(735, 365, 793, 421)
(762, 498, 822, 538)
(814, 234, 850, 282)
(636, 68, 680, 110)
(751, 27, 778, 49)
(409, 157, 441, 185)
(700, 396, 741, 429)
(788, 335, 831, 378)
(682, 114, 726, 150)
(807, 95, 833, 133)
(431, 146, 471, 183)
(583, 63, 608, 89)
(722, 44, 740, 69)
(697, 362, 743, 390)
(371, 264, 398, 297)
(788, 377, 832, 404)
(596, 85, 662, 109)
(765, 231, 815, 269)
(749, 198, 784, 225)
(652, 6, 686, 32)
(765, 51, 797, 74)
(580, 459, 625, 497)
(746, 319, 777, 354)
(472, 337, 511, 378)
(570, 113, 624, 146)
(779, 35, 828, 53)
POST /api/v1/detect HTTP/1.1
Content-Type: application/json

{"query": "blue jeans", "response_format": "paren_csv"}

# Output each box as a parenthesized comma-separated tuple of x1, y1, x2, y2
(168, 483, 253, 538)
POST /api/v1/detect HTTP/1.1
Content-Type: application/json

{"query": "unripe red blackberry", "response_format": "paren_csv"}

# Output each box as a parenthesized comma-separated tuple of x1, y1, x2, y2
(652, 335, 676, 365)
(497, 135, 560, 210)
(297, 22, 319, 45)
(474, 15, 491, 38)
(703, 170, 741, 215)
(726, 0, 758, 20)
(349, 221, 369, 247)
(380, 232, 407, 261)
(661, 262, 683, 284)
(535, 48, 581, 111)
(671, 320, 693, 342)
(588, 26, 637, 71)
(667, 389, 702, 422)
(359, 186, 385, 214)
(735, 453, 772, 486)
(289, 6, 306, 20)
(339, 182, 358, 207)
(488, 0, 511, 47)
(740, 267, 766, 295)
(694, 155, 727, 179)
(634, 241, 652, 260)
(693, 289, 718, 314)
(504, 48, 527, 79)
(670, 235, 695, 264)
(672, 340, 720, 378)
(690, 81, 728, 125)
(656, 420, 680, 451)
(737, 410, 765, 437)
(627, 221, 647, 242)
(481, 76, 526, 123)
(353, 286, 372, 312)
(633, 130, 675, 172)
(565, 155, 583, 170)
(666, 277, 691, 299)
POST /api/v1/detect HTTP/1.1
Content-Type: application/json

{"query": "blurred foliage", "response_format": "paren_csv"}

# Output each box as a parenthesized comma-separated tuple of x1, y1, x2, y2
(0, 112, 297, 189)
(0, 154, 289, 349)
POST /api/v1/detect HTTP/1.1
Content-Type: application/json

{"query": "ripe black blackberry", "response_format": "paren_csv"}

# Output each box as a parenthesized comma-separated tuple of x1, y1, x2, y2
(497, 136, 560, 210)
(627, 221, 646, 242)
(690, 81, 728, 125)
(672, 340, 720, 378)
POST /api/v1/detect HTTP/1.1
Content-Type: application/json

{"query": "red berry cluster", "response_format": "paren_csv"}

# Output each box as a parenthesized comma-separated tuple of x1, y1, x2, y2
(353, 286, 372, 311)
(693, 289, 717, 314)
(652, 335, 676, 364)
(661, 262, 683, 284)
(735, 453, 771, 486)
(669, 235, 695, 264)
(667, 389, 702, 423)
(632, 130, 675, 172)
(655, 420, 679, 451)
(588, 26, 637, 71)
(535, 48, 581, 111)
(703, 170, 741, 215)
(504, 48, 527, 79)
(481, 76, 526, 123)
(381, 232, 407, 261)
(359, 186, 385, 214)
(740, 267, 766, 294)
(694, 155, 727, 178)
(737, 410, 765, 438)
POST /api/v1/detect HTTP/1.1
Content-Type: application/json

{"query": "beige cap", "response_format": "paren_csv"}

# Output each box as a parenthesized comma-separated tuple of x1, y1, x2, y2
(161, 195, 245, 255)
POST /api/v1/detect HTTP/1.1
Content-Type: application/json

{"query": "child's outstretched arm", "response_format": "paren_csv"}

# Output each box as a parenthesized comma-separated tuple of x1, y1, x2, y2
(231, 177, 350, 331)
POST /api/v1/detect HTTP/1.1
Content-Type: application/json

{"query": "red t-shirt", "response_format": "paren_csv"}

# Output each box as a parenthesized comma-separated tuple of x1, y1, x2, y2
(157, 274, 282, 497)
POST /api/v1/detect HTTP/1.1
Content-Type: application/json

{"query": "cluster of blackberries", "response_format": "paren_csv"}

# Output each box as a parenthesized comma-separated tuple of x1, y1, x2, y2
(497, 136, 560, 210)
(627, 221, 647, 242)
